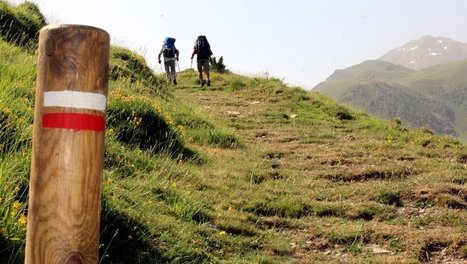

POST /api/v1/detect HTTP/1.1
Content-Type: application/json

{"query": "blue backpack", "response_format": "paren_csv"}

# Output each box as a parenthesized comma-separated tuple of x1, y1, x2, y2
(162, 37, 176, 58)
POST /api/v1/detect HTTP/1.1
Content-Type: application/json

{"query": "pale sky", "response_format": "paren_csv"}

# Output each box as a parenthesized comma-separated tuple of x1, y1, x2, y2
(10, 0, 467, 89)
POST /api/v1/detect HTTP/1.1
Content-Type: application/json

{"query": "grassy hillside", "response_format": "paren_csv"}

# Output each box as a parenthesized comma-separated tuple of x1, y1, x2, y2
(1, 2, 467, 263)
(314, 60, 467, 142)
(1, 39, 467, 263)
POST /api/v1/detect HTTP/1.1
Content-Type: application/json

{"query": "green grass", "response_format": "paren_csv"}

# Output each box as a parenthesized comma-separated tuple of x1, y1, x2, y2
(0, 154, 29, 263)
(0, 33, 36, 263)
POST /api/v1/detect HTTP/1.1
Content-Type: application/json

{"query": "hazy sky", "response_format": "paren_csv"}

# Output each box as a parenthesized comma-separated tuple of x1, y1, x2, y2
(10, 0, 467, 88)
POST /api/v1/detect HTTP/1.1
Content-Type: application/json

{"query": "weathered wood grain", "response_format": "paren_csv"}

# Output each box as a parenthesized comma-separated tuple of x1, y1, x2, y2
(26, 25, 109, 264)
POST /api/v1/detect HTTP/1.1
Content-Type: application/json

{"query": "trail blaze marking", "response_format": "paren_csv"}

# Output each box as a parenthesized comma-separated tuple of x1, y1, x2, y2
(42, 113, 105, 132)
(44, 91, 106, 112)
(42, 90, 106, 132)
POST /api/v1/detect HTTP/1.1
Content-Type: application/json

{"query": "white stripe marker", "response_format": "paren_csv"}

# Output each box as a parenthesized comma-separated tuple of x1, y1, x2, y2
(44, 91, 107, 112)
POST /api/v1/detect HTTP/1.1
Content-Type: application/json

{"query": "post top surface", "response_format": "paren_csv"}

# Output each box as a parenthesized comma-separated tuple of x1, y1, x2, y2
(41, 24, 109, 38)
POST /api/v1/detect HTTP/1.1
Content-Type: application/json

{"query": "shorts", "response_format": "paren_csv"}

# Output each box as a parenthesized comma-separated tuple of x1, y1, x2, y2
(197, 59, 210, 72)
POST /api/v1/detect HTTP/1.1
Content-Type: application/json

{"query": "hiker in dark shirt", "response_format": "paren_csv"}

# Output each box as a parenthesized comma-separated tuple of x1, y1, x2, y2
(191, 36, 213, 87)
(158, 37, 179, 85)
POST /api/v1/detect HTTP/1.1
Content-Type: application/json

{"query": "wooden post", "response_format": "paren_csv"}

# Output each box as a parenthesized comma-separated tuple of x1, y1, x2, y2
(25, 25, 110, 264)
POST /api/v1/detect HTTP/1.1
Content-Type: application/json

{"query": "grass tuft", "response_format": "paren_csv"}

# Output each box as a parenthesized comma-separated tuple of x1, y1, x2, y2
(245, 198, 311, 218)
(374, 189, 403, 206)
(107, 96, 198, 160)
(418, 240, 449, 263)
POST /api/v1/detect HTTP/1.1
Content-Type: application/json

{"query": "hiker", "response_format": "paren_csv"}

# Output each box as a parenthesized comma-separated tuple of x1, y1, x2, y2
(191, 35, 213, 86)
(158, 37, 179, 85)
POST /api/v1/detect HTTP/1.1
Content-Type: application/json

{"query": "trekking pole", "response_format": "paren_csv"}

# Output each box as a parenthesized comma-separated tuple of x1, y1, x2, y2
(26, 25, 109, 264)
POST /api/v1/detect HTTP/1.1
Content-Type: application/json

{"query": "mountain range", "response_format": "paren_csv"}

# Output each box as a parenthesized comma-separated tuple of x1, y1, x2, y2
(314, 36, 467, 141)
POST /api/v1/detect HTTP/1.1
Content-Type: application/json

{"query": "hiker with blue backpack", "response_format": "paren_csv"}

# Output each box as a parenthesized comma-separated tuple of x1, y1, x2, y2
(191, 36, 213, 87)
(158, 37, 179, 85)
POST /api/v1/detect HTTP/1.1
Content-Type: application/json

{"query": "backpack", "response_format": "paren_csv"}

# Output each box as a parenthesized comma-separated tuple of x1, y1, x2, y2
(162, 37, 176, 58)
(195, 36, 213, 59)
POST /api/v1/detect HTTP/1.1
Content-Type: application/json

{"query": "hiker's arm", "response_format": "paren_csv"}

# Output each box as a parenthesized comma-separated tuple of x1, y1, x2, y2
(157, 49, 163, 63)
(175, 49, 180, 61)
(191, 47, 196, 60)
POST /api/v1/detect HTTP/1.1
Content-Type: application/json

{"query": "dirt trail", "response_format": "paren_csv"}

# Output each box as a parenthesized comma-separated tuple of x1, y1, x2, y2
(174, 86, 467, 263)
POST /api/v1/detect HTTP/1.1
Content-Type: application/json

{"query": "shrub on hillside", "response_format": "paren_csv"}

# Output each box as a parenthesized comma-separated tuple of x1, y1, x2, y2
(210, 56, 227, 73)
(0, 1, 46, 50)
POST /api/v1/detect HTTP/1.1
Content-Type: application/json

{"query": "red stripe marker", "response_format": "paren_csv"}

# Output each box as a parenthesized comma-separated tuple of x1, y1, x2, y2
(42, 113, 105, 132)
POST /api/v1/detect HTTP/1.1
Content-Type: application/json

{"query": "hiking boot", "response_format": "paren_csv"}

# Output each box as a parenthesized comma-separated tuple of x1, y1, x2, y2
(200, 80, 205, 87)
(173, 79, 177, 85)
(207, 80, 211, 86)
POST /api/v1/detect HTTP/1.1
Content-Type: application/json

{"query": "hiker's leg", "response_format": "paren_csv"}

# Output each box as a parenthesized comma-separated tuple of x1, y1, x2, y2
(204, 59, 211, 86)
(197, 60, 204, 85)
(169, 60, 177, 84)
(197, 60, 204, 79)
(169, 60, 176, 81)
(164, 61, 171, 80)
(205, 60, 210, 80)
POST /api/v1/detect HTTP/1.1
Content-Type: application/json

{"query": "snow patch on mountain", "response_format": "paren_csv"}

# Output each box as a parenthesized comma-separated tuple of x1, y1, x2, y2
(379, 35, 467, 70)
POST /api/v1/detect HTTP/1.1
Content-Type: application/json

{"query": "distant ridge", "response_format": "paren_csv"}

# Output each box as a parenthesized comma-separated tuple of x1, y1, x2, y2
(313, 58, 467, 141)
(379, 35, 467, 70)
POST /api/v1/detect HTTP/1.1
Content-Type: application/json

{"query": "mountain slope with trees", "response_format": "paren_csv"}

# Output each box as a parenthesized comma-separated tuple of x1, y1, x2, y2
(314, 58, 467, 142)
